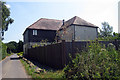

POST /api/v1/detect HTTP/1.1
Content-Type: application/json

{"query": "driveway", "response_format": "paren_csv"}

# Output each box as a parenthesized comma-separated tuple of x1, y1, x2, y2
(0, 54, 30, 79)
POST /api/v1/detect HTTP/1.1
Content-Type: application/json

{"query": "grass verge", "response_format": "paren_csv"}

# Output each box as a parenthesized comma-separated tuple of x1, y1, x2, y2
(20, 58, 64, 79)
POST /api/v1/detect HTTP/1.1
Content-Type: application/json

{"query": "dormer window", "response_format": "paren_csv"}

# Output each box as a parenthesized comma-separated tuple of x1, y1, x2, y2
(33, 30, 37, 35)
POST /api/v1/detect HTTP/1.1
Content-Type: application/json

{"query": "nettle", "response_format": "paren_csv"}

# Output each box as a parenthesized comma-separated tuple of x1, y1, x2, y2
(63, 40, 120, 79)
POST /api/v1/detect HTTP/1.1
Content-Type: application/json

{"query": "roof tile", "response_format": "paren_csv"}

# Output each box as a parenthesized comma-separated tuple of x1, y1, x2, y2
(28, 18, 63, 30)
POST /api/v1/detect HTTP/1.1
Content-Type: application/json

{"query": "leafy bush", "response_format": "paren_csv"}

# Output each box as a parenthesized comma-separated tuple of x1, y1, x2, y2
(40, 39, 48, 46)
(2, 42, 7, 59)
(17, 52, 23, 57)
(0, 41, 8, 60)
(63, 41, 120, 79)
(32, 43, 40, 48)
(98, 32, 120, 41)
(5, 40, 23, 53)
(32, 39, 49, 48)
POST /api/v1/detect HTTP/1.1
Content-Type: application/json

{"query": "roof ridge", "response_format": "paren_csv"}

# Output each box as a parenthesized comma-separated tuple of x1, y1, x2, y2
(72, 16, 77, 24)
(40, 18, 62, 21)
(27, 18, 62, 29)
(64, 16, 76, 25)
(72, 16, 97, 27)
(27, 18, 42, 29)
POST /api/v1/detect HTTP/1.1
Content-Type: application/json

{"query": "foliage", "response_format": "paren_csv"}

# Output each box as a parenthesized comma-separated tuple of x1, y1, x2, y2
(0, 1, 14, 39)
(63, 41, 120, 79)
(17, 40, 23, 53)
(99, 22, 113, 38)
(1, 41, 7, 60)
(20, 59, 64, 79)
(0, 40, 13, 60)
(6, 40, 23, 53)
(17, 52, 23, 57)
(32, 39, 49, 48)
(32, 43, 40, 48)
(97, 22, 119, 41)
(98, 32, 120, 41)
(6, 41, 18, 53)
(113, 32, 120, 40)
(40, 39, 48, 46)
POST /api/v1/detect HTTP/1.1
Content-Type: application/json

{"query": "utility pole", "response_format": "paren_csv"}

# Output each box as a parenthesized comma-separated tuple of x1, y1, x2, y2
(118, 1, 120, 33)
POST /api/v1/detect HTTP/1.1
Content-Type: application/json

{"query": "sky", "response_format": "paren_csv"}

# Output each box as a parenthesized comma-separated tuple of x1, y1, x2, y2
(2, 0, 119, 43)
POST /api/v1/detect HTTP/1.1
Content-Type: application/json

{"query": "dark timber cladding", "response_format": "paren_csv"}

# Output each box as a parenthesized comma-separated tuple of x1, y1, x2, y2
(23, 18, 63, 43)
(28, 29, 56, 42)
(25, 40, 120, 69)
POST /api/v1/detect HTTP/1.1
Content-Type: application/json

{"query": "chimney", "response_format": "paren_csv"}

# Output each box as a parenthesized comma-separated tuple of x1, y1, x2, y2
(63, 19, 65, 25)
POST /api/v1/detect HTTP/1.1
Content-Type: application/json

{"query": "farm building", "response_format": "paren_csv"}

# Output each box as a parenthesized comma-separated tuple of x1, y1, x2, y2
(23, 16, 98, 54)
(23, 18, 63, 54)
(57, 16, 98, 42)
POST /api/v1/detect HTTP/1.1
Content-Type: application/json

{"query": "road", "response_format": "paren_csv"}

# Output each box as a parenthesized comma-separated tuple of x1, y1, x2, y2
(0, 54, 30, 79)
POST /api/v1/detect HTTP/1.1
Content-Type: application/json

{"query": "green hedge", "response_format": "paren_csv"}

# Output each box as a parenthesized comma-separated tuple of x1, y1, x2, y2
(0, 41, 7, 60)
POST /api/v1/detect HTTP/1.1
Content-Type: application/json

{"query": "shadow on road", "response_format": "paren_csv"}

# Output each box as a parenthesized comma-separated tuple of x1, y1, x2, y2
(26, 58, 57, 71)
(10, 57, 20, 60)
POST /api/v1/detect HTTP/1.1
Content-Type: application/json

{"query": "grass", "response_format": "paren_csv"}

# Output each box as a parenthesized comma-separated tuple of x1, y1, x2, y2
(20, 59, 64, 79)
(0, 53, 14, 61)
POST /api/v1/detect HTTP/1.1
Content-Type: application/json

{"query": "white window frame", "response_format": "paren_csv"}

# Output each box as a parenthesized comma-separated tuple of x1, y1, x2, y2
(33, 30, 37, 35)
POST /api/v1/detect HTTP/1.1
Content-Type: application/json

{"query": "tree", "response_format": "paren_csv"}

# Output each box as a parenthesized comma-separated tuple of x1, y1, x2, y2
(5, 40, 23, 53)
(99, 22, 113, 37)
(113, 32, 120, 40)
(6, 41, 18, 53)
(17, 40, 23, 53)
(0, 1, 14, 40)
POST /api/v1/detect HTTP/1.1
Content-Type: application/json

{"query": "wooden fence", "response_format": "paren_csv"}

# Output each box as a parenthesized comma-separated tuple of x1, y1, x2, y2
(25, 40, 120, 69)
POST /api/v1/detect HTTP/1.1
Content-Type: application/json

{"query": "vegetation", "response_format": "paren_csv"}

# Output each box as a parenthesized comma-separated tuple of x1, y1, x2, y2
(98, 22, 120, 41)
(32, 39, 49, 48)
(0, 40, 13, 60)
(17, 40, 23, 52)
(98, 32, 120, 41)
(99, 22, 113, 38)
(17, 52, 23, 57)
(0, 1, 14, 60)
(0, 1, 14, 40)
(32, 43, 40, 48)
(6, 40, 23, 53)
(20, 58, 64, 79)
(63, 40, 120, 79)
(1, 41, 7, 60)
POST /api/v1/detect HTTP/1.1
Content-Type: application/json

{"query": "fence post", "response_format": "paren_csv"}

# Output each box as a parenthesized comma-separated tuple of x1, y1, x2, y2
(72, 40, 75, 58)
(61, 40, 66, 68)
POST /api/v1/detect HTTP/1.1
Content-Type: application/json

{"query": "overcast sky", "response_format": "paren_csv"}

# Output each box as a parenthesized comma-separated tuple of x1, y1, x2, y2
(3, 0, 119, 43)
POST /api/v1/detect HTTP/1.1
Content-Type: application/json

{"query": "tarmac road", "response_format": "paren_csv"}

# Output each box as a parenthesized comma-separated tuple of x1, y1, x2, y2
(0, 54, 30, 79)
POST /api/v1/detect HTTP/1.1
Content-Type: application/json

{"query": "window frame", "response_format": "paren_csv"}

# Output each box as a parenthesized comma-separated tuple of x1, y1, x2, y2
(33, 30, 37, 35)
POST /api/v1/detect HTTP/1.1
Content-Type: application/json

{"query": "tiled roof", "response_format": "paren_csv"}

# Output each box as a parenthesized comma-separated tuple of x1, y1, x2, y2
(27, 18, 63, 30)
(60, 16, 98, 30)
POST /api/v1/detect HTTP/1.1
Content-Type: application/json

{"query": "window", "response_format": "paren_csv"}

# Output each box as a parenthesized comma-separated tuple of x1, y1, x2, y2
(33, 30, 37, 35)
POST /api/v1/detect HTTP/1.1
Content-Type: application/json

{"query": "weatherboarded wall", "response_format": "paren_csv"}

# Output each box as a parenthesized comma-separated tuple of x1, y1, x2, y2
(58, 25, 98, 41)
(75, 25, 98, 41)
(59, 25, 74, 42)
